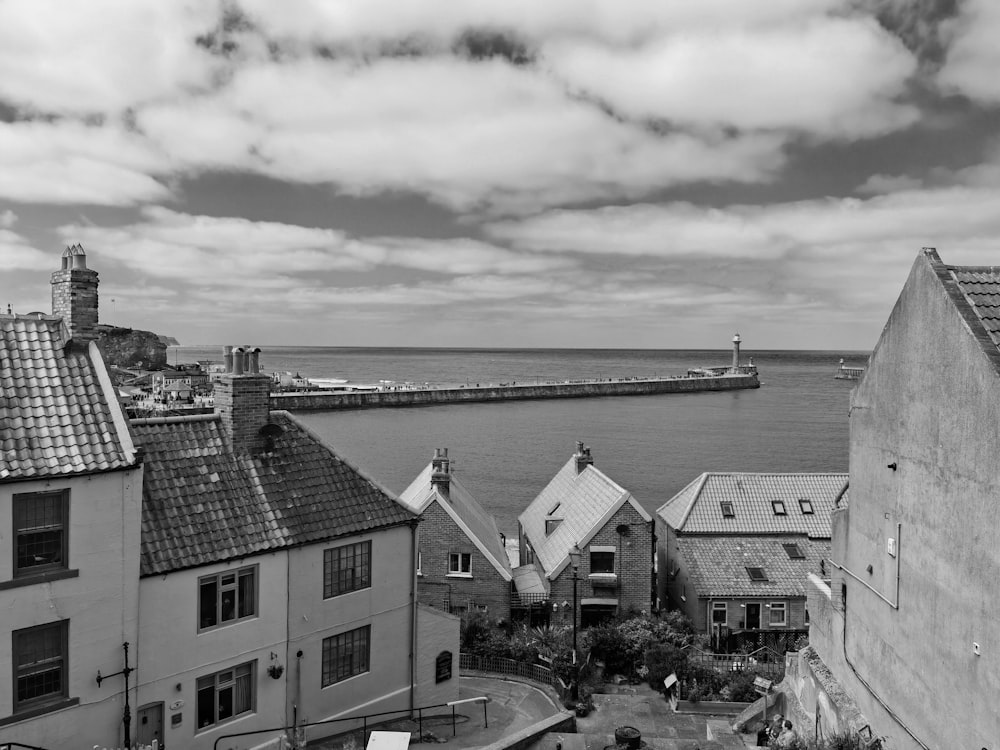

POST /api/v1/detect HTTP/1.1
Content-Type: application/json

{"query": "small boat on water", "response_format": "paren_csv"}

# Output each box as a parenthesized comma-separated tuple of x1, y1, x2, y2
(835, 358, 865, 380)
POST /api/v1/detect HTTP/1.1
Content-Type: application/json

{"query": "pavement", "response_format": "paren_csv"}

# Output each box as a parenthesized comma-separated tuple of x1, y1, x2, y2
(308, 677, 752, 750)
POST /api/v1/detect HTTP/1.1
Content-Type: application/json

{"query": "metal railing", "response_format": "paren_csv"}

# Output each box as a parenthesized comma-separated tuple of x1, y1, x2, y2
(682, 645, 785, 678)
(1, 744, 53, 750)
(459, 653, 556, 687)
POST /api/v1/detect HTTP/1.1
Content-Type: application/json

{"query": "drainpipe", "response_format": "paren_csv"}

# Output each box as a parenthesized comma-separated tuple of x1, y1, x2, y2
(409, 519, 419, 715)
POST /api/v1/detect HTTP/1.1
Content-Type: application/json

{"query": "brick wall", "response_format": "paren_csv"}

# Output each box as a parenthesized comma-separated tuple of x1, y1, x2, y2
(215, 373, 271, 454)
(705, 597, 807, 633)
(547, 503, 653, 627)
(51, 267, 99, 342)
(416, 500, 511, 619)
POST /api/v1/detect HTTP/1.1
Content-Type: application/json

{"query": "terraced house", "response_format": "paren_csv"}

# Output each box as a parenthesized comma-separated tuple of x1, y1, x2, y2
(656, 472, 846, 651)
(0, 246, 143, 749)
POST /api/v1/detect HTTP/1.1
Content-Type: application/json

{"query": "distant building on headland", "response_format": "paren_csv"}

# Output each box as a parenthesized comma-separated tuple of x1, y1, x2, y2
(800, 248, 1000, 749)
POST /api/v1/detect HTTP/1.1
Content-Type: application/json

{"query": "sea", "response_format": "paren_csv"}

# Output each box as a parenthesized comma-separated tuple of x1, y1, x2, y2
(172, 346, 867, 538)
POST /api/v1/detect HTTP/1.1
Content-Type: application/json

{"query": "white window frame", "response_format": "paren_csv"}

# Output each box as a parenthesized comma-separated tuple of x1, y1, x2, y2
(768, 601, 787, 627)
(711, 601, 728, 626)
(448, 552, 472, 577)
(198, 565, 257, 631)
(195, 661, 255, 731)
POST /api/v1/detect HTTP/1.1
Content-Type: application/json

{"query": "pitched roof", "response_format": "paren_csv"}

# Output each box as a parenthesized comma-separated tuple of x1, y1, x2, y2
(399, 463, 511, 581)
(518, 455, 651, 579)
(1, 314, 136, 480)
(657, 472, 846, 538)
(677, 535, 830, 599)
(132, 410, 415, 576)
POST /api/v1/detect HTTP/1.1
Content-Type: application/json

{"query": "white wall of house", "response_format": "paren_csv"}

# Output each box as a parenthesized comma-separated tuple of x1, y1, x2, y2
(137, 552, 289, 750)
(0, 468, 142, 749)
(287, 524, 417, 743)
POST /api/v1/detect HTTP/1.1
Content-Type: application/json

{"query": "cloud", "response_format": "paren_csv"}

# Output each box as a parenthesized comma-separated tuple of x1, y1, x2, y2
(0, 210, 16, 228)
(0, 229, 52, 271)
(543, 16, 919, 138)
(937, 0, 1000, 103)
(855, 173, 924, 195)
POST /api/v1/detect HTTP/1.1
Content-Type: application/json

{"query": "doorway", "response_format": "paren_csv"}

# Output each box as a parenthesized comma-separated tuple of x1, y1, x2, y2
(745, 603, 761, 630)
(137, 702, 164, 748)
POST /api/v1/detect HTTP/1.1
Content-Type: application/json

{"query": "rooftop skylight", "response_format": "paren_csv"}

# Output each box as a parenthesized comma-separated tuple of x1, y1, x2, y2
(746, 567, 768, 582)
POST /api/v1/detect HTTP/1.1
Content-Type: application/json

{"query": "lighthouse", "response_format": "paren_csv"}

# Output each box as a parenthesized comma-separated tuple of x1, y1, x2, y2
(732, 333, 741, 371)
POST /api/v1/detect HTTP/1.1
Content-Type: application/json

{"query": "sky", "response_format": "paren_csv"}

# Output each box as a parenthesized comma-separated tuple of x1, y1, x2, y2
(2, 0, 1000, 349)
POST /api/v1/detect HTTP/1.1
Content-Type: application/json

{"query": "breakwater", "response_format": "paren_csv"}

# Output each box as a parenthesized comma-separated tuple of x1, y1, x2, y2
(270, 371, 759, 411)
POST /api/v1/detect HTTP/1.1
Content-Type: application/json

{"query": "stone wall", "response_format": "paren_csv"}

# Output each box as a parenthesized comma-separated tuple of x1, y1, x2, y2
(271, 374, 760, 411)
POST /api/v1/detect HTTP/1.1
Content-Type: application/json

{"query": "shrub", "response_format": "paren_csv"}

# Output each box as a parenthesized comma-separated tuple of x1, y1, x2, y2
(644, 643, 688, 690)
(724, 669, 764, 703)
(587, 622, 632, 674)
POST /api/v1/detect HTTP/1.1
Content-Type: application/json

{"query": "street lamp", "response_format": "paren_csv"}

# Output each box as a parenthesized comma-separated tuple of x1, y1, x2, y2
(569, 543, 581, 701)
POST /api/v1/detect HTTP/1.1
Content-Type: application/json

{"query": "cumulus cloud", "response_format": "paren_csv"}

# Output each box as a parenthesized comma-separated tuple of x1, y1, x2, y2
(855, 173, 925, 195)
(0, 210, 16, 228)
(0, 229, 52, 271)
(937, 0, 1000, 103)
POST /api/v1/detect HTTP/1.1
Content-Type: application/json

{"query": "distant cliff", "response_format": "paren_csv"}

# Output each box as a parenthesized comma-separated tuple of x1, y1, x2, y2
(96, 324, 170, 368)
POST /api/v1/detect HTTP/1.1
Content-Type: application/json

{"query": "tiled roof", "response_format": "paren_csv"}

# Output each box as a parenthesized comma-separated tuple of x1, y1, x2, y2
(519, 455, 651, 579)
(1, 315, 135, 480)
(677, 535, 830, 598)
(657, 473, 845, 538)
(949, 267, 1000, 349)
(399, 463, 511, 580)
(132, 410, 415, 576)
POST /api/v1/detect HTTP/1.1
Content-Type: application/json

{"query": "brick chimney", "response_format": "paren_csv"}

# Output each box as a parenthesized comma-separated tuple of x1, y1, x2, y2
(51, 244, 99, 344)
(431, 448, 451, 499)
(574, 441, 593, 473)
(215, 346, 272, 454)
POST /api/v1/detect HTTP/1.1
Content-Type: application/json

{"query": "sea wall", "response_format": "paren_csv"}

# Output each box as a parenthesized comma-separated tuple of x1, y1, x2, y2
(270, 374, 759, 411)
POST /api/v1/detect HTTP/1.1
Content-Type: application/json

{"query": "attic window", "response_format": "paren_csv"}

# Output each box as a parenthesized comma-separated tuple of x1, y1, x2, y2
(799, 498, 814, 514)
(549, 503, 561, 515)
(771, 500, 787, 516)
(746, 567, 768, 582)
(545, 518, 563, 535)
(720, 501, 735, 518)
(782, 543, 805, 559)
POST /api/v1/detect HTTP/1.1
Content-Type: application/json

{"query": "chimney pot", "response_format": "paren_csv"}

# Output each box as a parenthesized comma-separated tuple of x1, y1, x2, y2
(223, 346, 234, 374)
(574, 442, 594, 473)
(233, 347, 245, 375)
(431, 448, 451, 497)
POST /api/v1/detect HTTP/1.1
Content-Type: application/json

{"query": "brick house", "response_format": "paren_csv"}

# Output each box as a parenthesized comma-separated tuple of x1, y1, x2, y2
(517, 443, 654, 629)
(399, 449, 512, 619)
(0, 245, 144, 749)
(655, 472, 845, 649)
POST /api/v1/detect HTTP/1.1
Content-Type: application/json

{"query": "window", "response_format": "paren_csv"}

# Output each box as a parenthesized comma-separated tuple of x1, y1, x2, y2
(448, 552, 472, 576)
(13, 621, 68, 713)
(322, 626, 371, 686)
(798, 498, 814, 514)
(771, 500, 787, 516)
(324, 541, 371, 598)
(199, 566, 256, 630)
(435, 651, 453, 683)
(196, 662, 255, 730)
(416, 551, 423, 576)
(769, 602, 787, 626)
(14, 492, 68, 577)
(590, 550, 615, 574)
(782, 543, 805, 559)
(720, 501, 735, 518)
(545, 519, 562, 535)
(746, 567, 768, 582)
(711, 602, 727, 625)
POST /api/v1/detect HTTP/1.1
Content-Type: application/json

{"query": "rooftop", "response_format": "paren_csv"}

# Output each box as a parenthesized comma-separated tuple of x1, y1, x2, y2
(132, 410, 415, 576)
(1, 314, 135, 480)
(656, 472, 847, 538)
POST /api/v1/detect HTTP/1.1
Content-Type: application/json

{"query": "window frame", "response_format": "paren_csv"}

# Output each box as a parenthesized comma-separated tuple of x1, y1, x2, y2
(746, 567, 768, 582)
(711, 601, 728, 626)
(771, 500, 787, 516)
(322, 625, 371, 687)
(798, 498, 814, 514)
(589, 550, 615, 574)
(13, 491, 69, 579)
(719, 501, 735, 518)
(195, 661, 256, 731)
(198, 565, 258, 632)
(323, 541, 372, 599)
(782, 543, 805, 559)
(769, 601, 787, 627)
(12, 620, 69, 715)
(447, 552, 472, 577)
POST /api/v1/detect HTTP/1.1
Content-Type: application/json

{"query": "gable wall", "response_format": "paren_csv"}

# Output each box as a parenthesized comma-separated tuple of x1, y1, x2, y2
(815, 253, 1000, 750)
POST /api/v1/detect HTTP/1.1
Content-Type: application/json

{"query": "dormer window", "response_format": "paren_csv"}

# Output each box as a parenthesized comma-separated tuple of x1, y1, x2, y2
(720, 501, 735, 518)
(799, 498, 814, 514)
(746, 567, 768, 582)
(771, 500, 787, 516)
(545, 518, 563, 535)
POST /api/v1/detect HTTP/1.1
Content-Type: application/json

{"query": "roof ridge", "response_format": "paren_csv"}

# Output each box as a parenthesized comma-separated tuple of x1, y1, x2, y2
(131, 413, 220, 426)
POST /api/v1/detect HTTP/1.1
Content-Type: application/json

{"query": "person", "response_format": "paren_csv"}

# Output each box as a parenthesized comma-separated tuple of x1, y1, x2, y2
(755, 722, 770, 747)
(776, 719, 799, 749)
(768, 714, 784, 745)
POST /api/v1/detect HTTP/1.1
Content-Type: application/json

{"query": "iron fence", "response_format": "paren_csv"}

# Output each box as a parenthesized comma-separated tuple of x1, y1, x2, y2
(682, 645, 786, 678)
(459, 653, 556, 687)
